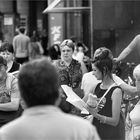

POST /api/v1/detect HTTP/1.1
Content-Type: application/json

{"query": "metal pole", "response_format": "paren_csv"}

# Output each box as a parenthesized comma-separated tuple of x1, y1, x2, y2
(90, 0, 93, 58)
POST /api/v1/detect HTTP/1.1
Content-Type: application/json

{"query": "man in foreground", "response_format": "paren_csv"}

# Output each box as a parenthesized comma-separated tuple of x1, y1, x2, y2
(0, 57, 100, 140)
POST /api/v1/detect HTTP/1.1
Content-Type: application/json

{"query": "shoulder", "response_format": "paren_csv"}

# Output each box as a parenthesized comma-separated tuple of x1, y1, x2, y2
(111, 85, 123, 98)
(0, 117, 22, 135)
(83, 71, 94, 77)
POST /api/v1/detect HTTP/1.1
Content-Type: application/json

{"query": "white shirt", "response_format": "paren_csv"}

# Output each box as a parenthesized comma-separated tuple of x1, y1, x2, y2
(81, 72, 125, 95)
(0, 105, 100, 140)
(81, 72, 100, 95)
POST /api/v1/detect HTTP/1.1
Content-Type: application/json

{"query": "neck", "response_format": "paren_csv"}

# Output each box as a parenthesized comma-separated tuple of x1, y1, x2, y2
(62, 58, 72, 66)
(101, 75, 114, 89)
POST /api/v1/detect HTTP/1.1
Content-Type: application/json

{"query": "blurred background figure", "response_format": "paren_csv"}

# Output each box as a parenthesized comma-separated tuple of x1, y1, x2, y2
(29, 42, 44, 61)
(40, 29, 48, 56)
(30, 30, 40, 42)
(13, 27, 30, 64)
(0, 42, 20, 75)
(48, 43, 60, 61)
(30, 30, 44, 56)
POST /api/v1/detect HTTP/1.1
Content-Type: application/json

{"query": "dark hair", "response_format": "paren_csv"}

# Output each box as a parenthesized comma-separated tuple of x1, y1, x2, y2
(0, 55, 7, 66)
(48, 44, 60, 60)
(92, 49, 113, 77)
(19, 27, 25, 34)
(60, 39, 74, 51)
(18, 57, 59, 107)
(0, 42, 14, 53)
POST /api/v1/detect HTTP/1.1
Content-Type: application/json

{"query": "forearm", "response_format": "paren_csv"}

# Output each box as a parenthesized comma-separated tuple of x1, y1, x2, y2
(0, 99, 19, 111)
(117, 47, 132, 62)
(95, 113, 119, 126)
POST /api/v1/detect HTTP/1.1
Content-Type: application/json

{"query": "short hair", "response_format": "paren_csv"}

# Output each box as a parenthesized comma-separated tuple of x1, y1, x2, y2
(92, 48, 113, 76)
(18, 57, 59, 107)
(60, 39, 74, 51)
(0, 42, 14, 53)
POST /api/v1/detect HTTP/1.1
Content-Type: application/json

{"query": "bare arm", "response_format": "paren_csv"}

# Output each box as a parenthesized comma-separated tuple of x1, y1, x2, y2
(0, 77, 20, 111)
(80, 61, 88, 75)
(116, 35, 140, 62)
(87, 88, 122, 126)
(0, 98, 20, 111)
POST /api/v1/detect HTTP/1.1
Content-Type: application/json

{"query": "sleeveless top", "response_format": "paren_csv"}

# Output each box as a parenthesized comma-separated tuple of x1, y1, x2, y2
(92, 83, 125, 140)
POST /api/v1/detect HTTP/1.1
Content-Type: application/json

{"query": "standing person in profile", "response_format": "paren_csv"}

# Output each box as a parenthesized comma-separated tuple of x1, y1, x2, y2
(0, 57, 100, 140)
(13, 27, 30, 64)
(86, 49, 125, 140)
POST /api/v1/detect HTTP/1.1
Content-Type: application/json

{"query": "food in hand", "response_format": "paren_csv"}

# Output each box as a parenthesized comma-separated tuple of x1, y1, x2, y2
(87, 93, 98, 108)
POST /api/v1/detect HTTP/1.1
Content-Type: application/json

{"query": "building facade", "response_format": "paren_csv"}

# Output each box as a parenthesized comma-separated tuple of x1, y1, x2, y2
(1, 0, 140, 62)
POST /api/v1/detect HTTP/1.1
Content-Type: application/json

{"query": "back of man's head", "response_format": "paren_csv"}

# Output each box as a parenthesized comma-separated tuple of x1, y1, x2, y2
(18, 57, 59, 107)
(19, 27, 25, 34)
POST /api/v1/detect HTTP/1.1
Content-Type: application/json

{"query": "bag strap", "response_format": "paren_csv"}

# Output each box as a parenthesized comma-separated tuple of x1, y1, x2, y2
(96, 83, 116, 108)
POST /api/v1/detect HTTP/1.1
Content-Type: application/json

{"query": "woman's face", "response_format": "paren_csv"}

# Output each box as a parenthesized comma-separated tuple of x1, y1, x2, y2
(92, 63, 102, 80)
(61, 45, 73, 61)
(0, 51, 13, 62)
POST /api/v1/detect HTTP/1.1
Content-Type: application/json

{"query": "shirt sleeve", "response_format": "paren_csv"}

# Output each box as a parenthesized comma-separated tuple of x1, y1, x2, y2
(10, 76, 20, 99)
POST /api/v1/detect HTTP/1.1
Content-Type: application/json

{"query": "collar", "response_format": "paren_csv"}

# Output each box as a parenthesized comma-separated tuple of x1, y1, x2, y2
(23, 105, 62, 116)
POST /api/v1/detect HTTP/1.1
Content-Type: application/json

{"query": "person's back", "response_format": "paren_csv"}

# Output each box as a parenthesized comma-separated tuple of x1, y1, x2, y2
(0, 107, 99, 140)
(13, 27, 30, 64)
(0, 57, 100, 140)
(13, 34, 30, 58)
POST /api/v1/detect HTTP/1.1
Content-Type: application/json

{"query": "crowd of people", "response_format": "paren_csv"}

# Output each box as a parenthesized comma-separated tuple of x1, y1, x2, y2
(0, 26, 139, 140)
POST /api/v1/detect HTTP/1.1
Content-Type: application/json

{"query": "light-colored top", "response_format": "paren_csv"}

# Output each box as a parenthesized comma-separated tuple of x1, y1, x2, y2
(0, 106, 100, 140)
(81, 72, 125, 95)
(13, 34, 30, 58)
(81, 71, 100, 95)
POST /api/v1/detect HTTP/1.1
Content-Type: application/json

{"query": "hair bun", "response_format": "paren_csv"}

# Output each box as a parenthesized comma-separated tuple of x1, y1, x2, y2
(94, 49, 109, 61)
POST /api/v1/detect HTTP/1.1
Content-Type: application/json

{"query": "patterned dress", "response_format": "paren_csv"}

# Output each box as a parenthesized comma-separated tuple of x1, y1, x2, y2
(54, 59, 83, 113)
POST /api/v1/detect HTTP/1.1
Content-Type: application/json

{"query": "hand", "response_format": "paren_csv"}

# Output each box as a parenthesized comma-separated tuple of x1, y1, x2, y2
(86, 104, 98, 117)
